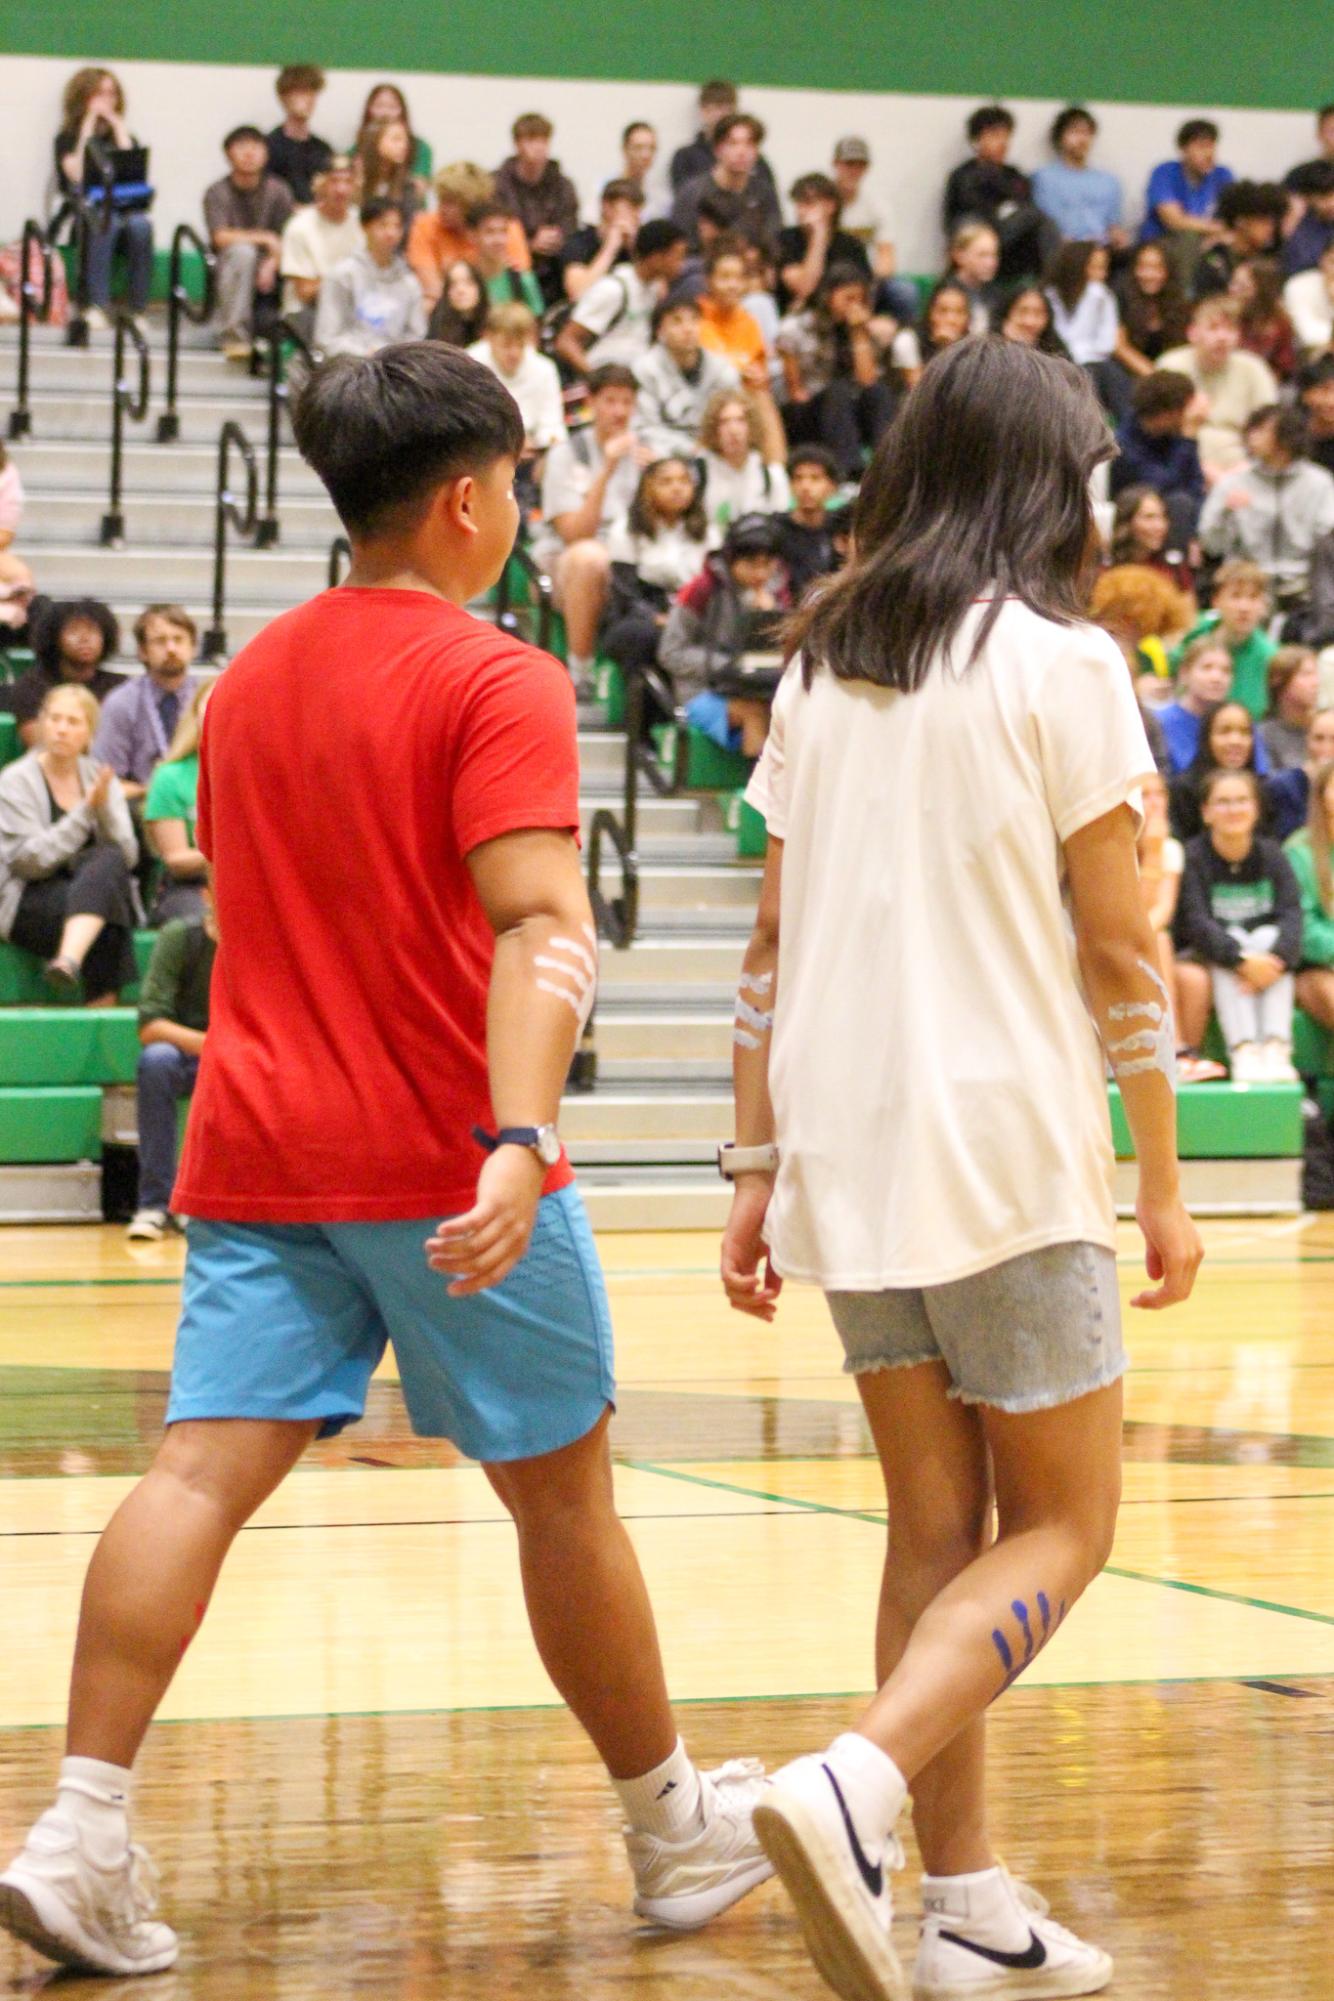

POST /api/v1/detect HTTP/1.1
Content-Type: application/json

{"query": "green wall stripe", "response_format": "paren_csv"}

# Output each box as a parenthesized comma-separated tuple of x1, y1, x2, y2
(1, 3, 1322, 114)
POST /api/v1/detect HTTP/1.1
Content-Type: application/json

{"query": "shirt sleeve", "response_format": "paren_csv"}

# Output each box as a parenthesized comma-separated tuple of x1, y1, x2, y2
(744, 658, 798, 839)
(571, 273, 623, 338)
(137, 922, 188, 1030)
(91, 687, 133, 779)
(451, 649, 582, 858)
(280, 214, 318, 280)
(1034, 625, 1157, 844)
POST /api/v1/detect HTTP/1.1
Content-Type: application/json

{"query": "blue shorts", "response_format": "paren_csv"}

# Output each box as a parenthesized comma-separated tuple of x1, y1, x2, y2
(166, 1184, 616, 1464)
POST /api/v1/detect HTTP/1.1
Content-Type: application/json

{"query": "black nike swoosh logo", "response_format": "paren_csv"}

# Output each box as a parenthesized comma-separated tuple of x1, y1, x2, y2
(820, 1765, 883, 1899)
(938, 1929, 1048, 1970)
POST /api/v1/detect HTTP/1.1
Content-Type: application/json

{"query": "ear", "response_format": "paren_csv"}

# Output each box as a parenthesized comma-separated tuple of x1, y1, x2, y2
(436, 474, 479, 542)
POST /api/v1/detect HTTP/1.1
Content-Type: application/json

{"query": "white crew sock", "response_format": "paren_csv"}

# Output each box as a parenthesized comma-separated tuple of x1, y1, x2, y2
(922, 1865, 1030, 1949)
(822, 1732, 908, 1843)
(612, 1737, 703, 1839)
(56, 1756, 133, 1870)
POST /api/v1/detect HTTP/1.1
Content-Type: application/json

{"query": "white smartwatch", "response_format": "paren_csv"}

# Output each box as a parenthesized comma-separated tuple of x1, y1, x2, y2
(717, 1142, 780, 1179)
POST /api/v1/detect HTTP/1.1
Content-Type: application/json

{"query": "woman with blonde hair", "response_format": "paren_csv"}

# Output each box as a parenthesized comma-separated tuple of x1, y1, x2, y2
(144, 681, 212, 926)
(0, 683, 139, 998)
(698, 388, 791, 542)
(944, 220, 1001, 331)
(53, 65, 155, 327)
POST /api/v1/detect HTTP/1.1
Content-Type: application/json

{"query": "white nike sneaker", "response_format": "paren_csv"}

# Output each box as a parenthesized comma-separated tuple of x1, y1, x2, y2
(628, 1757, 774, 1930)
(752, 1753, 908, 2001)
(0, 1809, 177, 1975)
(1263, 1041, 1300, 1085)
(915, 1874, 1111, 2000)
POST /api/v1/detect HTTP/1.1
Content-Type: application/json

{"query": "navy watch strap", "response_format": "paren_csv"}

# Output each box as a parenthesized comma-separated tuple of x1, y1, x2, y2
(472, 1125, 541, 1153)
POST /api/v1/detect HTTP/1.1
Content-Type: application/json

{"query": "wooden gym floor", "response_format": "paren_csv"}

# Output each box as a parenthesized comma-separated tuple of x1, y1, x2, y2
(1, 1218, 1331, 1998)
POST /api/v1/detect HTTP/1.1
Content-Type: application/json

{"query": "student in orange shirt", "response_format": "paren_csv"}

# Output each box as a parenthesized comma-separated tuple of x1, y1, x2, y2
(697, 235, 786, 460)
(407, 162, 530, 309)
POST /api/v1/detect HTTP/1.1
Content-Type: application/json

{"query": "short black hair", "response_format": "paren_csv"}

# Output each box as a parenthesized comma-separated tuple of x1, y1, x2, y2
(651, 291, 701, 338)
(224, 124, 266, 151)
(291, 344, 525, 540)
(967, 104, 1014, 141)
(788, 443, 840, 481)
(635, 218, 687, 261)
(622, 119, 654, 145)
(587, 363, 639, 395)
(1289, 159, 1334, 198)
(1244, 402, 1309, 457)
(790, 172, 839, 206)
(1299, 353, 1334, 393)
(713, 112, 765, 149)
(1050, 105, 1096, 148)
(1177, 118, 1220, 148)
(1216, 179, 1286, 226)
(360, 195, 405, 227)
(1132, 368, 1195, 419)
(35, 597, 120, 674)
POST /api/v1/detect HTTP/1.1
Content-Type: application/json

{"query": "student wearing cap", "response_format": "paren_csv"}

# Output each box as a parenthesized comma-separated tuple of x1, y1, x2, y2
(830, 136, 918, 325)
(660, 513, 786, 757)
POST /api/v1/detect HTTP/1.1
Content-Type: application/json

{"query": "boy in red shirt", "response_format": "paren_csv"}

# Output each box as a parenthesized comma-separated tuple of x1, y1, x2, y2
(0, 343, 769, 1977)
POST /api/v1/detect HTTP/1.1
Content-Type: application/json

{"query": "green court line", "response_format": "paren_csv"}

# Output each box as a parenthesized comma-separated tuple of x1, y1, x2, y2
(628, 1459, 1334, 1629)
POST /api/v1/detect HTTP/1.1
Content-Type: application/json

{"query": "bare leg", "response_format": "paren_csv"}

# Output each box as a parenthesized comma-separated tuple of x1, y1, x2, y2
(68, 1418, 318, 1766)
(1154, 927, 1177, 1006)
(555, 541, 612, 661)
(485, 1408, 676, 1778)
(729, 700, 771, 758)
(857, 1363, 994, 1876)
(1174, 960, 1213, 1050)
(1296, 966, 1334, 1031)
(57, 912, 105, 971)
(856, 1383, 1123, 1781)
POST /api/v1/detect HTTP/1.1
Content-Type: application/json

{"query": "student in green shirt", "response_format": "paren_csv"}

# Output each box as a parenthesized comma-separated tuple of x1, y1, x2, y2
(143, 682, 209, 925)
(1171, 557, 1275, 718)
(127, 903, 216, 1242)
(473, 203, 545, 316)
(1288, 756, 1334, 1036)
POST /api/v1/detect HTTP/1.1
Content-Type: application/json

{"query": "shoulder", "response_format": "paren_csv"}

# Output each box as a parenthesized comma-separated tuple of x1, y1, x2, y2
(96, 675, 138, 715)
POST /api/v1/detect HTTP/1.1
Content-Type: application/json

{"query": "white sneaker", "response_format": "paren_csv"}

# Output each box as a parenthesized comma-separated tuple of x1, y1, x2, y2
(126, 1208, 169, 1242)
(752, 1753, 908, 2001)
(915, 1874, 1111, 2000)
(1228, 1042, 1261, 1084)
(83, 306, 111, 332)
(628, 1757, 774, 1930)
(0, 1809, 177, 1975)
(1264, 1040, 1300, 1084)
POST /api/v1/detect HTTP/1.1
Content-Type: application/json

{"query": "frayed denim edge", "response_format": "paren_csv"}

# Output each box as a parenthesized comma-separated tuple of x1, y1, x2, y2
(842, 1351, 941, 1377)
(947, 1357, 1128, 1415)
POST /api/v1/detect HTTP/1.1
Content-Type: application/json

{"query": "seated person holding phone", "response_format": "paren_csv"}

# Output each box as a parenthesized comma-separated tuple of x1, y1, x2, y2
(659, 513, 787, 757)
(54, 67, 155, 331)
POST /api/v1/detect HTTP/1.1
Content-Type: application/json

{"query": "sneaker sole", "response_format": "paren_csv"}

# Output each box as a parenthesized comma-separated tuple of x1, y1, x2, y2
(633, 1853, 775, 1930)
(0, 1875, 177, 1976)
(913, 1950, 1113, 2001)
(753, 1797, 907, 2001)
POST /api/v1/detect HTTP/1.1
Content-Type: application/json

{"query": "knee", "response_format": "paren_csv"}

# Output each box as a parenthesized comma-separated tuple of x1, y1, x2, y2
(487, 1420, 614, 1532)
(998, 1477, 1120, 1590)
(886, 1498, 992, 1596)
(137, 1040, 180, 1083)
(564, 540, 610, 579)
(153, 1420, 308, 1528)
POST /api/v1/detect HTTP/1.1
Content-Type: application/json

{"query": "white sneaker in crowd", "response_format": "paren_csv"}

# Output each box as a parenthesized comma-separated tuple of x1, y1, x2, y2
(753, 1752, 908, 2001)
(1228, 1042, 1262, 1084)
(628, 1758, 774, 1929)
(126, 1208, 170, 1242)
(83, 307, 110, 332)
(1263, 1040, 1300, 1084)
(0, 1810, 177, 1975)
(914, 1871, 1111, 2001)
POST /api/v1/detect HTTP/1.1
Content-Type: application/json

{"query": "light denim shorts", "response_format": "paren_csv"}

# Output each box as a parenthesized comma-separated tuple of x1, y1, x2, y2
(826, 1241, 1125, 1415)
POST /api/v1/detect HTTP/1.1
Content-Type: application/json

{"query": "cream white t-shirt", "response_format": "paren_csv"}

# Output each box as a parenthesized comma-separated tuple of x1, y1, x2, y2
(745, 601, 1156, 1290)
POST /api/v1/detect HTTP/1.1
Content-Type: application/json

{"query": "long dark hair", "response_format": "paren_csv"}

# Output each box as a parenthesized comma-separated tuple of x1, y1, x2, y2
(627, 457, 708, 543)
(1116, 251, 1190, 353)
(787, 336, 1111, 692)
(1186, 700, 1259, 784)
(1047, 240, 1099, 313)
(427, 261, 489, 347)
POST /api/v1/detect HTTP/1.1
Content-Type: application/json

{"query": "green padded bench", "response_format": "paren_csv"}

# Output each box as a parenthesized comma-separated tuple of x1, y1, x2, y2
(0, 1008, 139, 1086)
(58, 244, 208, 307)
(0, 715, 19, 769)
(0, 1086, 101, 1163)
(1109, 1081, 1303, 1160)
(651, 723, 750, 791)
(0, 932, 153, 1007)
(723, 790, 767, 858)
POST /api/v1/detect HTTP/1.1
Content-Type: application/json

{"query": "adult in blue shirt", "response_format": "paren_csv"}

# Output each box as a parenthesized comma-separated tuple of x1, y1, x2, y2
(93, 605, 201, 803)
(1032, 107, 1126, 248)
(1283, 162, 1334, 277)
(1141, 119, 1234, 281)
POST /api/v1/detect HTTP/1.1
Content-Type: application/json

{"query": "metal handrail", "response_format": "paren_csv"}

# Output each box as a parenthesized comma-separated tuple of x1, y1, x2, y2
(257, 318, 321, 547)
(328, 535, 352, 587)
(156, 223, 216, 442)
(494, 542, 556, 653)
(7, 220, 57, 439)
(99, 313, 151, 545)
(587, 667, 649, 950)
(201, 421, 259, 661)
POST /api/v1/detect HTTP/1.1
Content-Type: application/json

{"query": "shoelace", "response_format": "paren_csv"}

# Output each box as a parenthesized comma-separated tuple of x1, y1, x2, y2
(126, 1846, 162, 1924)
(1007, 1874, 1085, 1949)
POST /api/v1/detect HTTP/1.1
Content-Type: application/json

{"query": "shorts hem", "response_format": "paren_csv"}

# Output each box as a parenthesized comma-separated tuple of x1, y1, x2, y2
(842, 1351, 940, 1378)
(445, 1392, 616, 1466)
(165, 1401, 361, 1438)
(947, 1358, 1127, 1416)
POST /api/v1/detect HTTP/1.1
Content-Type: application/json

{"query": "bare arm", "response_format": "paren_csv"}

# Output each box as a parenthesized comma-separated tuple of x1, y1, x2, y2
(1065, 803, 1203, 1308)
(554, 318, 595, 376)
(550, 461, 615, 546)
(426, 829, 594, 1294)
(1154, 200, 1223, 237)
(148, 816, 207, 879)
(139, 1018, 206, 1058)
(780, 223, 829, 311)
(721, 836, 783, 1319)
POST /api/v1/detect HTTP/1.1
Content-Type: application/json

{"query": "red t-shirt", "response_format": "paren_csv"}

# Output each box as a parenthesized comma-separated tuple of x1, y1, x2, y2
(174, 588, 580, 1222)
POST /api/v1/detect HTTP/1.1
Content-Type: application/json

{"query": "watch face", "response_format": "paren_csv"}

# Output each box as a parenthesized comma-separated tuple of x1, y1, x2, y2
(536, 1126, 562, 1167)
